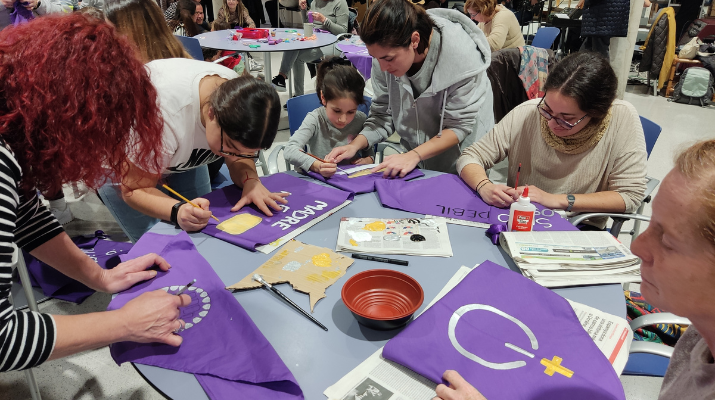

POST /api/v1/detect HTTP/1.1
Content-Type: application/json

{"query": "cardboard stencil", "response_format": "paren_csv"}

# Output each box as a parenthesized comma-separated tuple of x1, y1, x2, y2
(228, 240, 354, 311)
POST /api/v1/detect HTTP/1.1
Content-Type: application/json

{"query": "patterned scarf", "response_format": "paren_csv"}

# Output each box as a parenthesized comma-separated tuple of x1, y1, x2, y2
(540, 106, 612, 155)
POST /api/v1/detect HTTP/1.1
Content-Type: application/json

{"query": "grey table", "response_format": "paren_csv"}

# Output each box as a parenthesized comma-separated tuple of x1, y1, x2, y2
(195, 28, 338, 97)
(135, 171, 627, 399)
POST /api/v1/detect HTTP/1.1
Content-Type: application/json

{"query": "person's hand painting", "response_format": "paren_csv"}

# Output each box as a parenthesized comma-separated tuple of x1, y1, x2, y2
(433, 370, 487, 400)
(477, 183, 517, 208)
(119, 290, 191, 346)
(311, 11, 326, 23)
(177, 197, 213, 232)
(99, 253, 171, 293)
(373, 151, 420, 178)
(516, 185, 560, 209)
(231, 178, 289, 216)
(312, 160, 337, 178)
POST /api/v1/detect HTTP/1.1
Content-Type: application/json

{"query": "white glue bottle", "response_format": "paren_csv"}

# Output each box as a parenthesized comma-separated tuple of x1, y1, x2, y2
(508, 187, 536, 231)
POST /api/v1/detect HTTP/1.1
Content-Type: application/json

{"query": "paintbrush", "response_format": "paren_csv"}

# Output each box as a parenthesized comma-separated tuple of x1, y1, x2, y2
(162, 184, 220, 222)
(253, 274, 328, 331)
(299, 150, 351, 175)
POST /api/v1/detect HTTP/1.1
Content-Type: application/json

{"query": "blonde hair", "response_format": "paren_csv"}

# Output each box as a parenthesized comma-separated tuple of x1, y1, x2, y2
(675, 140, 715, 249)
(105, 0, 191, 63)
(465, 0, 497, 18)
(219, 0, 248, 27)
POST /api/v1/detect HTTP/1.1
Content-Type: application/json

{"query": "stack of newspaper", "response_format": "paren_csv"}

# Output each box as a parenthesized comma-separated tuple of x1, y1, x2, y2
(336, 217, 453, 257)
(499, 231, 641, 288)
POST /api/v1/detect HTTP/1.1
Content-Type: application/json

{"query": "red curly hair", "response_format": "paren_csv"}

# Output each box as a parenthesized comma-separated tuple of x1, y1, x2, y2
(0, 14, 164, 195)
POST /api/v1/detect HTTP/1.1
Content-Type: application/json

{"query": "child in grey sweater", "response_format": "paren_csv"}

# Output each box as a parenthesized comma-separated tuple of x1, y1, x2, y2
(284, 57, 372, 177)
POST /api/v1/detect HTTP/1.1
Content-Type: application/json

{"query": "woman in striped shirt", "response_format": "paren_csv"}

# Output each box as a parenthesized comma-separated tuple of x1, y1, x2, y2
(0, 14, 191, 372)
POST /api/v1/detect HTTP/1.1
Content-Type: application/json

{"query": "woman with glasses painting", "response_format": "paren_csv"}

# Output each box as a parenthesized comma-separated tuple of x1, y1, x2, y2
(98, 59, 283, 242)
(457, 52, 647, 229)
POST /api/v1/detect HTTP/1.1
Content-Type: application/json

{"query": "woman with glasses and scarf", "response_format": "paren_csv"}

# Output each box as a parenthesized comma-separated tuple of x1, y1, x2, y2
(458, 51, 647, 229)
(98, 59, 283, 242)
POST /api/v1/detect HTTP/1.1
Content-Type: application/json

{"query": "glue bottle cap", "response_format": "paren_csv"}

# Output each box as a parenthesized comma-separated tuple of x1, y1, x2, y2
(522, 187, 529, 198)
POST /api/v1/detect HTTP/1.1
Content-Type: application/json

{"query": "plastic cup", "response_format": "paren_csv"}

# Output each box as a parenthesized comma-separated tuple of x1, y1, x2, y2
(303, 23, 314, 37)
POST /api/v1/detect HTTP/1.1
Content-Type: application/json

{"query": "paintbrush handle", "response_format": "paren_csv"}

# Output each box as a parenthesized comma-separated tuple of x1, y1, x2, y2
(268, 286, 328, 331)
(162, 184, 220, 222)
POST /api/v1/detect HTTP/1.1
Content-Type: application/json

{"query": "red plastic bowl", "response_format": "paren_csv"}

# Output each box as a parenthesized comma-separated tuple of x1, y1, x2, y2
(341, 269, 424, 330)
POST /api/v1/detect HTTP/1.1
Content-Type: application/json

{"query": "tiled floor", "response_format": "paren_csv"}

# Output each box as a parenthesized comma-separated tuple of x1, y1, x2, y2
(2, 68, 714, 399)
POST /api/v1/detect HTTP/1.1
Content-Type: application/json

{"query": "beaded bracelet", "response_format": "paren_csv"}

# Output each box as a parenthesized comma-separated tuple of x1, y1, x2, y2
(474, 178, 490, 192)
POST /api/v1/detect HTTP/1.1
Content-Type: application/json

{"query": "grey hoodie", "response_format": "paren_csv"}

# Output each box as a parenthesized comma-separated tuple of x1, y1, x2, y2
(360, 9, 494, 174)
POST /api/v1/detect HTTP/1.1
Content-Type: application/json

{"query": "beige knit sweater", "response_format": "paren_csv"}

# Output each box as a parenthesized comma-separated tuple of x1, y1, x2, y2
(456, 99, 648, 214)
(479, 5, 526, 52)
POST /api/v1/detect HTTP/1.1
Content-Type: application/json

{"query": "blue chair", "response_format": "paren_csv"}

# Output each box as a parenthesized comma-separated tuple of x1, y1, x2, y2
(175, 35, 204, 61)
(530, 27, 560, 50)
(569, 116, 662, 238)
(268, 93, 372, 173)
(623, 312, 691, 376)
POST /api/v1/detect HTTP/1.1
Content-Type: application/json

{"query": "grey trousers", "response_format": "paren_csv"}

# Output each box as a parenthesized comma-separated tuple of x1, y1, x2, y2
(279, 47, 323, 96)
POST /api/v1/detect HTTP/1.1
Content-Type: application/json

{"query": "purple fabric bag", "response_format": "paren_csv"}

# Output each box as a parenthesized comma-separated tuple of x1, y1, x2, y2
(108, 232, 303, 399)
(382, 261, 626, 400)
(375, 174, 577, 231)
(306, 168, 424, 194)
(25, 231, 133, 304)
(202, 173, 353, 251)
(9, 1, 34, 25)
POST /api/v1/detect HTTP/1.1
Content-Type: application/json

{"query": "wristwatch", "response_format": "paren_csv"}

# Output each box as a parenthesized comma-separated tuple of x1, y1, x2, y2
(170, 201, 187, 228)
(565, 194, 576, 212)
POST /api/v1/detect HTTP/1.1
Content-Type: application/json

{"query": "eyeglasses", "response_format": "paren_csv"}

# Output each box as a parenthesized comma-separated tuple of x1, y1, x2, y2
(220, 129, 260, 159)
(537, 96, 589, 130)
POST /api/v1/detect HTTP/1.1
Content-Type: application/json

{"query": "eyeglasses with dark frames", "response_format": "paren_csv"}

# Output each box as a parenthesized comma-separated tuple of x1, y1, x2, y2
(220, 129, 260, 159)
(537, 96, 589, 130)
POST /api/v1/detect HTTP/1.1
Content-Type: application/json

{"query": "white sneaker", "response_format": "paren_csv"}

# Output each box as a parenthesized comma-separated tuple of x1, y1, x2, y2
(249, 58, 263, 72)
(50, 204, 74, 225)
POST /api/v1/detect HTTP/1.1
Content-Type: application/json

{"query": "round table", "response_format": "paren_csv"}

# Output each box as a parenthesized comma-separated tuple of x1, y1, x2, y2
(196, 29, 338, 96)
(133, 171, 627, 399)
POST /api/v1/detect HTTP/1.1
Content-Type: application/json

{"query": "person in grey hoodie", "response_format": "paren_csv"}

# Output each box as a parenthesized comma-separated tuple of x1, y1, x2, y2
(326, 0, 494, 176)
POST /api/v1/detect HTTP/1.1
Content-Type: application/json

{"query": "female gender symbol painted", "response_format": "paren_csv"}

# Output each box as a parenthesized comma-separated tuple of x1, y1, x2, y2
(162, 285, 211, 330)
(448, 304, 539, 370)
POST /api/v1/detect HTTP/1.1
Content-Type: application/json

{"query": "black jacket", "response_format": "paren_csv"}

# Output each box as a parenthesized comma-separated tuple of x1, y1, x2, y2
(581, 0, 630, 37)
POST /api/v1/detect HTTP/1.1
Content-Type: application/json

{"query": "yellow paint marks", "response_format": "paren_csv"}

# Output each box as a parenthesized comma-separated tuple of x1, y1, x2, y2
(311, 253, 333, 267)
(540, 356, 573, 378)
(273, 250, 289, 262)
(269, 239, 281, 247)
(216, 214, 262, 235)
(363, 221, 387, 231)
(306, 270, 342, 283)
(349, 239, 359, 247)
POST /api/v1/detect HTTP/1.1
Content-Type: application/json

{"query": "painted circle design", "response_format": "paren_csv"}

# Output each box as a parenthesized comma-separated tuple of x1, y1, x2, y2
(162, 285, 211, 331)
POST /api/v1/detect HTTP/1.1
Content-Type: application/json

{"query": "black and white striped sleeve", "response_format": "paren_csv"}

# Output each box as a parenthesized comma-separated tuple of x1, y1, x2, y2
(0, 145, 59, 371)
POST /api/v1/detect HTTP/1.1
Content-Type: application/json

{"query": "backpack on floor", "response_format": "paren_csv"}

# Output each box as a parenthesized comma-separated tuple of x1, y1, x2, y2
(671, 67, 714, 106)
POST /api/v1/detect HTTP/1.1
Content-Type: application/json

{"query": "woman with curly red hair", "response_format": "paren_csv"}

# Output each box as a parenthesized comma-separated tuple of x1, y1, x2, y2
(0, 14, 192, 372)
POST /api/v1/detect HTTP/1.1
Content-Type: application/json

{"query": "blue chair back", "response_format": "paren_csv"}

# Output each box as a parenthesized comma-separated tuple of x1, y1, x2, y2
(176, 35, 204, 61)
(639, 116, 661, 159)
(286, 94, 372, 136)
(623, 352, 671, 377)
(531, 27, 560, 49)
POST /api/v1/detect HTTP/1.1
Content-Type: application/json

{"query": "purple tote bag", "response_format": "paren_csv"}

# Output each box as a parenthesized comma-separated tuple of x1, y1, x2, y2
(108, 232, 303, 399)
(375, 174, 577, 231)
(382, 261, 625, 400)
(305, 168, 424, 194)
(201, 173, 353, 251)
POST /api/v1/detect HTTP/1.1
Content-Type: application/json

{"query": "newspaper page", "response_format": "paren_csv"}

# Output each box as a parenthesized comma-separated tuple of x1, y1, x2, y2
(325, 265, 632, 399)
(567, 300, 632, 375)
(336, 217, 453, 257)
(500, 231, 639, 265)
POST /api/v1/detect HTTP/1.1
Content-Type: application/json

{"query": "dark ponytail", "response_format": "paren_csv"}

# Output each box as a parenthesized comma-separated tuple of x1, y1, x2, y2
(209, 76, 281, 149)
(361, 0, 434, 54)
(316, 57, 365, 107)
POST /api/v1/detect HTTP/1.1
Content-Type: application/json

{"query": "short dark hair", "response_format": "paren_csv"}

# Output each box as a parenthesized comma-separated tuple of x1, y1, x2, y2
(361, 0, 434, 54)
(209, 76, 281, 150)
(316, 57, 365, 107)
(543, 52, 617, 120)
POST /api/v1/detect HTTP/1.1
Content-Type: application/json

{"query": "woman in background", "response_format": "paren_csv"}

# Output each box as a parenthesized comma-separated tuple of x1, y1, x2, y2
(216, 0, 255, 28)
(465, 0, 524, 51)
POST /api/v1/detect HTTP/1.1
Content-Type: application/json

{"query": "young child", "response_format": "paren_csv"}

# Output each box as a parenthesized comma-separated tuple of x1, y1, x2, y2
(284, 57, 371, 178)
(203, 20, 246, 74)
